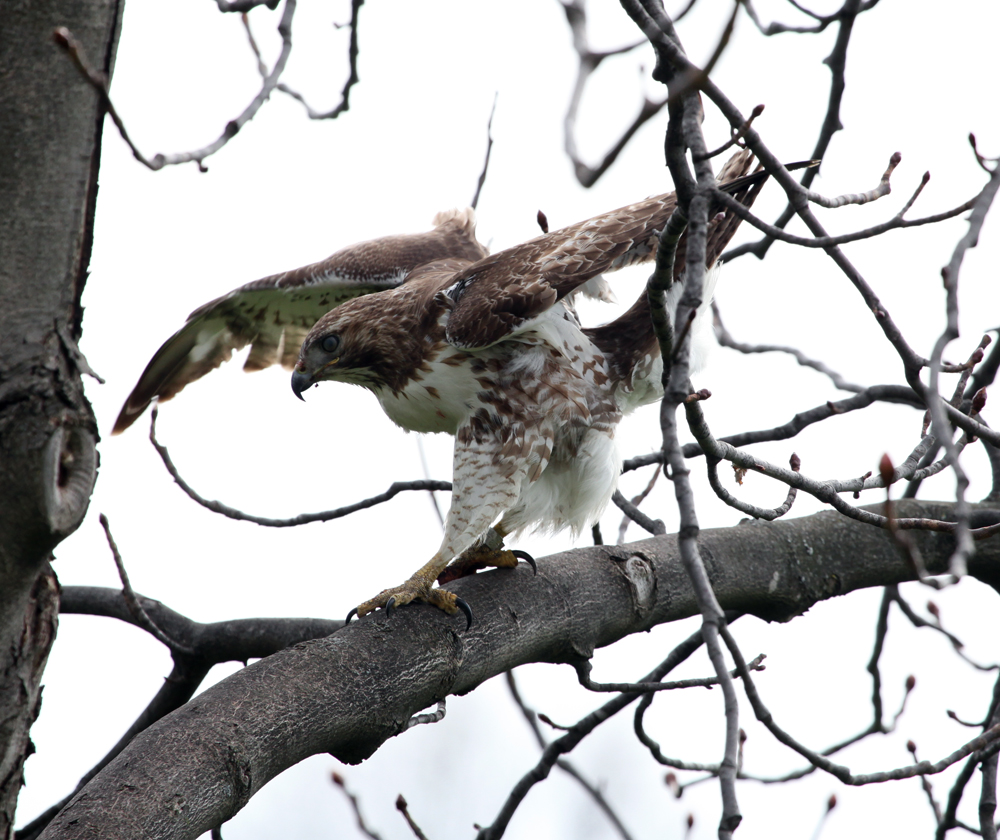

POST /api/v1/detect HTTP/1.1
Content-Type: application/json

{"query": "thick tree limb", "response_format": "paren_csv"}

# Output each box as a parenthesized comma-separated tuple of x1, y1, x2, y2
(38, 500, 1000, 840)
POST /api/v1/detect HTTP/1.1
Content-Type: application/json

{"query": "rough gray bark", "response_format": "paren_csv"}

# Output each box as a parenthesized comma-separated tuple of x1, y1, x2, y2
(0, 0, 123, 833)
(37, 500, 1000, 840)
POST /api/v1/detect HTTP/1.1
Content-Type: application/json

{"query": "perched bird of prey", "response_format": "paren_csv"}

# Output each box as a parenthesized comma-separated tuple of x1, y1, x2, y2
(115, 150, 777, 627)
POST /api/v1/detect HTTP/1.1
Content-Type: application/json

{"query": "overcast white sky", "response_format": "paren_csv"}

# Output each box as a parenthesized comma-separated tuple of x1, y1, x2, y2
(19, 2, 1000, 839)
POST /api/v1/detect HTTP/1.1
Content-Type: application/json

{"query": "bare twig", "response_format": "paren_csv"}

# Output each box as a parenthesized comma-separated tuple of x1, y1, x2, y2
(712, 183, 978, 250)
(254, 0, 364, 120)
(721, 0, 881, 263)
(743, 0, 880, 36)
(415, 436, 445, 529)
(808, 795, 838, 840)
(98, 514, 197, 656)
(617, 466, 662, 544)
(892, 592, 999, 672)
(806, 151, 899, 208)
(722, 623, 1000, 785)
(150, 406, 451, 526)
(403, 700, 446, 731)
(396, 795, 431, 840)
(470, 93, 498, 210)
(925, 162, 1000, 577)
(55, 0, 298, 171)
(937, 673, 1000, 840)
(331, 773, 383, 840)
(706, 452, 799, 520)
(476, 623, 716, 839)
(612, 490, 666, 536)
(560, 0, 667, 187)
(505, 671, 636, 840)
(576, 653, 765, 693)
(908, 740, 944, 825)
(713, 301, 864, 391)
(694, 104, 764, 162)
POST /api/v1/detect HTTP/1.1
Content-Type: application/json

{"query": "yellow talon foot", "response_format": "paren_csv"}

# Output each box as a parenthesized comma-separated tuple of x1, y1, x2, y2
(346, 580, 473, 629)
(437, 535, 537, 585)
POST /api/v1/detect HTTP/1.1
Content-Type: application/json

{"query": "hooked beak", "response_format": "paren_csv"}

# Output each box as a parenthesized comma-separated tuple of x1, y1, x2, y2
(290, 369, 312, 401)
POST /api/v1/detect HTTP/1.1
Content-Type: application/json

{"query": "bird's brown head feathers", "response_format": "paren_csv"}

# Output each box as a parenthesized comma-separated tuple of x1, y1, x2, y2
(291, 260, 465, 398)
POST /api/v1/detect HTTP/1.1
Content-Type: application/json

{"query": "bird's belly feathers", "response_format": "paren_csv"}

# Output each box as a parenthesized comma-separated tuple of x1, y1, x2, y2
(375, 353, 479, 434)
(504, 425, 620, 536)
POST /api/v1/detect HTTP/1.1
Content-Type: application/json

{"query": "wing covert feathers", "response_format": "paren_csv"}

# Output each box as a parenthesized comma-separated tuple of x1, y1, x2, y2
(444, 150, 762, 351)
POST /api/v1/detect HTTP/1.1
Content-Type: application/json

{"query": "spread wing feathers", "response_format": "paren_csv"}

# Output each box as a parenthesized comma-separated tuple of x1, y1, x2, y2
(112, 209, 487, 434)
(443, 150, 762, 351)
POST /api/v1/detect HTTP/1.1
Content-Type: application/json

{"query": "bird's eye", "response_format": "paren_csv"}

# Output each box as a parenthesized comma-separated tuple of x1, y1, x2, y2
(321, 335, 340, 354)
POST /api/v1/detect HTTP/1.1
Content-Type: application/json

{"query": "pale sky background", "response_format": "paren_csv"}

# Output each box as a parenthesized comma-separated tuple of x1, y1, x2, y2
(18, 1, 1000, 839)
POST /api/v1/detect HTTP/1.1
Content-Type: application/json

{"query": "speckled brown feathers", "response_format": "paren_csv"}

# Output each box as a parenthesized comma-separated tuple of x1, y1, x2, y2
(443, 150, 763, 351)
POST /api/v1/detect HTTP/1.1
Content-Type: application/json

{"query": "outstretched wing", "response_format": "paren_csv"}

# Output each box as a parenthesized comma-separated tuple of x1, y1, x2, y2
(112, 210, 487, 434)
(443, 151, 763, 350)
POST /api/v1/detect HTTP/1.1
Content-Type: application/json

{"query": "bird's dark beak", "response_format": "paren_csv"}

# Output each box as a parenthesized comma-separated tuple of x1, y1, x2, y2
(291, 369, 312, 401)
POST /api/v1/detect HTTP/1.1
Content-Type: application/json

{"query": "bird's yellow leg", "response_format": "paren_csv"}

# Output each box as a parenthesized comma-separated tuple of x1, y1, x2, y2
(350, 552, 473, 627)
(436, 525, 537, 585)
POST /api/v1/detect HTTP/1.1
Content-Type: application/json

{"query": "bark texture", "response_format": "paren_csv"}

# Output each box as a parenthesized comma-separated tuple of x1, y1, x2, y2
(0, 0, 123, 832)
(37, 500, 1000, 840)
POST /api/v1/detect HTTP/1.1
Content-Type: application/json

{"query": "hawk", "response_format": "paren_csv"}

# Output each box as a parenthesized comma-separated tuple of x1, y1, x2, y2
(115, 150, 777, 627)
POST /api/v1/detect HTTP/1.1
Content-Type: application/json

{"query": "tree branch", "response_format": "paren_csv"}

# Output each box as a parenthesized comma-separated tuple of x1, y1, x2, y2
(38, 500, 1000, 840)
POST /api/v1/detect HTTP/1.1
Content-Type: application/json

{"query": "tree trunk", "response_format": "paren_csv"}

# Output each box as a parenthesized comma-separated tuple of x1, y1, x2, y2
(0, 0, 123, 832)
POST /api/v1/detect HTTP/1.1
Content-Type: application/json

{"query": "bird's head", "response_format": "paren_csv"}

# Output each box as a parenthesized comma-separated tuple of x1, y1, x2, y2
(291, 298, 409, 399)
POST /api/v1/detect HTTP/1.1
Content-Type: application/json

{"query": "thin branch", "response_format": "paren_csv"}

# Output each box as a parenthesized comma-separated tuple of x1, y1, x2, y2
(415, 436, 444, 529)
(623, 384, 923, 473)
(618, 465, 662, 544)
(743, 0, 880, 36)
(892, 592, 998, 672)
(248, 0, 364, 120)
(98, 513, 197, 656)
(403, 700, 446, 730)
(150, 406, 451, 526)
(560, 0, 667, 187)
(612, 490, 666, 536)
(706, 452, 799, 521)
(925, 160, 1000, 577)
(476, 623, 716, 839)
(505, 671, 636, 840)
(330, 773, 383, 840)
(470, 93, 498, 210)
(576, 654, 765, 693)
(681, 397, 1000, 538)
(909, 740, 945, 826)
(215, 0, 279, 11)
(396, 795, 431, 840)
(713, 301, 860, 391)
(693, 104, 764, 162)
(722, 624, 1000, 785)
(937, 672, 1000, 840)
(720, 0, 876, 263)
(712, 182, 978, 250)
(55, 0, 297, 171)
(805, 151, 899, 208)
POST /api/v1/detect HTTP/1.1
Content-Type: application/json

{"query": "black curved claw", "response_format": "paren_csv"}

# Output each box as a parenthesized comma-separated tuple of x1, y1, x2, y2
(455, 597, 474, 631)
(385, 596, 397, 613)
(511, 549, 537, 575)
(345, 607, 358, 624)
